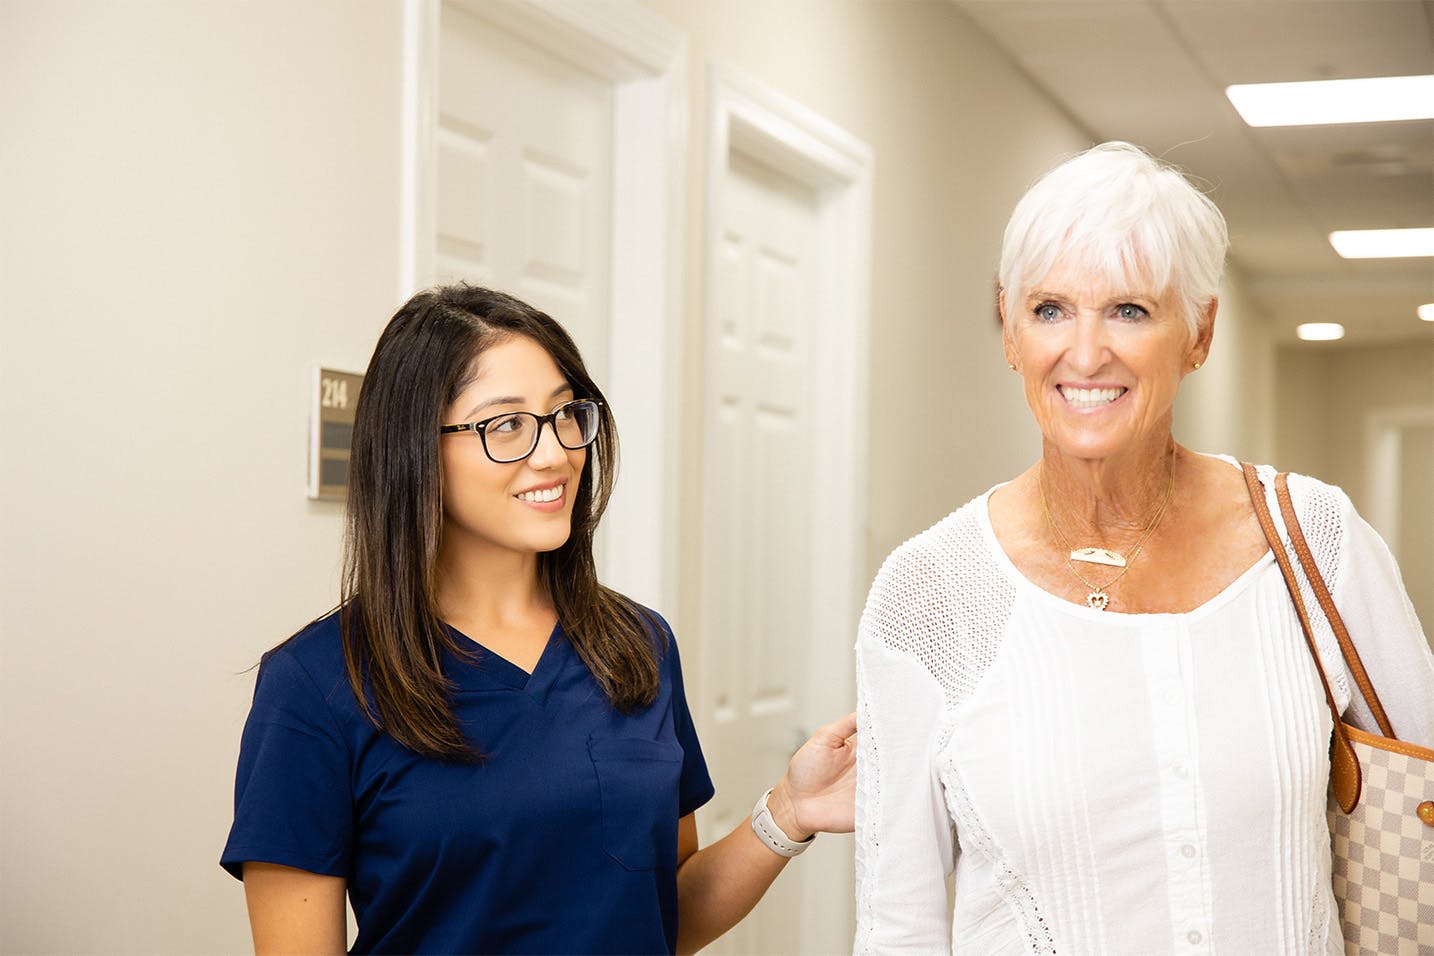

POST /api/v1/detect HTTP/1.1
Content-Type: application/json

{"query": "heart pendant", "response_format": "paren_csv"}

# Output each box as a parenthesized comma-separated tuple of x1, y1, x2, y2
(1087, 590, 1110, 611)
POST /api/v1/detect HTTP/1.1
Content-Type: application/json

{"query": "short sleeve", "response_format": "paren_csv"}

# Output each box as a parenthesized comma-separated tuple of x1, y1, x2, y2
(220, 649, 355, 880)
(659, 620, 715, 817)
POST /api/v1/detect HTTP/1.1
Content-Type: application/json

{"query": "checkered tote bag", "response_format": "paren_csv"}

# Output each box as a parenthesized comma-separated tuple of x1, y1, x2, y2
(1245, 465, 1434, 955)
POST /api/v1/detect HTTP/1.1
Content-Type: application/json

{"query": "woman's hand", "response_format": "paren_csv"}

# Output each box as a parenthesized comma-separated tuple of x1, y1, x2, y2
(767, 712, 858, 840)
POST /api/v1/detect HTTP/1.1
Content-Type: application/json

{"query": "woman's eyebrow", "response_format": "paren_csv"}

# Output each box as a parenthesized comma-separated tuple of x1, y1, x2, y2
(461, 383, 574, 420)
(467, 395, 523, 417)
(1025, 290, 1156, 303)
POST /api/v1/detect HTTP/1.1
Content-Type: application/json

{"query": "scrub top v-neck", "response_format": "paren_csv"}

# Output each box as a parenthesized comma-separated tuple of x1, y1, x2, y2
(453, 619, 559, 695)
(222, 607, 715, 955)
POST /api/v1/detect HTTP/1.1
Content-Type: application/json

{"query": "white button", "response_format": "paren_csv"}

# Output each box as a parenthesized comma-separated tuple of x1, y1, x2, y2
(1173, 763, 1190, 779)
(1187, 930, 1203, 944)
(1180, 843, 1197, 859)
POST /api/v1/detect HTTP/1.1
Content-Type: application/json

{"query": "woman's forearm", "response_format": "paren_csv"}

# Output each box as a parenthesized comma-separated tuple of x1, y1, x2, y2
(675, 713, 856, 953)
(674, 800, 797, 955)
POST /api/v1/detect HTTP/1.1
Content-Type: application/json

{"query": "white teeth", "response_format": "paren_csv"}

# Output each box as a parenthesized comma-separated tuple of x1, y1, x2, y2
(1061, 386, 1125, 409)
(517, 485, 562, 503)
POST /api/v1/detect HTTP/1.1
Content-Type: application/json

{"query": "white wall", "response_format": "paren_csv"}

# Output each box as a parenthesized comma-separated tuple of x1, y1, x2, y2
(1, 1, 1279, 952)
(1, 2, 403, 950)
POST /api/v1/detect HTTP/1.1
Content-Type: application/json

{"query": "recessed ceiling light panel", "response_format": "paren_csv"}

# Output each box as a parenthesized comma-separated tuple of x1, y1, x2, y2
(1226, 75, 1434, 126)
(1419, 304, 1434, 323)
(1328, 228, 1434, 259)
(1296, 323, 1346, 342)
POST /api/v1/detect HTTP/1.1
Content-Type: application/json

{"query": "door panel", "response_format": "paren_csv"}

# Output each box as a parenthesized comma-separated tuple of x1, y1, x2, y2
(700, 149, 821, 956)
(437, 4, 612, 374)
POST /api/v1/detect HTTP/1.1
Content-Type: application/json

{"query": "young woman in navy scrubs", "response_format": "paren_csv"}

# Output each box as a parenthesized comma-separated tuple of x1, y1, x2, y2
(221, 286, 856, 955)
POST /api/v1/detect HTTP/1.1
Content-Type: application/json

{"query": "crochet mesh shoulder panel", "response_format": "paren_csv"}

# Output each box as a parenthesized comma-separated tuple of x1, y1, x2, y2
(860, 494, 1017, 707)
(1278, 466, 1346, 585)
(1274, 466, 1355, 716)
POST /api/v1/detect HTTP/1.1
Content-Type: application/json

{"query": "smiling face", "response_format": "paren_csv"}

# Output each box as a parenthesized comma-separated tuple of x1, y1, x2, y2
(438, 334, 588, 561)
(1003, 258, 1214, 464)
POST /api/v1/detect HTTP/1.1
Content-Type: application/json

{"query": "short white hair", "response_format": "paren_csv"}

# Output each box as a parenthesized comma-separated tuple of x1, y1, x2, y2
(998, 142, 1229, 339)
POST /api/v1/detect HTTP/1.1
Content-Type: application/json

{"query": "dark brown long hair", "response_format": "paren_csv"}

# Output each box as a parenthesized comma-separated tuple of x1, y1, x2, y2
(338, 285, 662, 761)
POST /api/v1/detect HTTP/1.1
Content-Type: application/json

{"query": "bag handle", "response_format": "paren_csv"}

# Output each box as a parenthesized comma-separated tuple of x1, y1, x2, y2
(1270, 473, 1396, 739)
(1241, 463, 1361, 813)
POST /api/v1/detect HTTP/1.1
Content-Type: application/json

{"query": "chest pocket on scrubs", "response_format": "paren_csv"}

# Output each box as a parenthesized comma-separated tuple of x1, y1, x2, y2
(587, 736, 683, 871)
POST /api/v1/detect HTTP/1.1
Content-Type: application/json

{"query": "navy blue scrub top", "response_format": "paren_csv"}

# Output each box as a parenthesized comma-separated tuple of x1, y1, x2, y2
(221, 606, 715, 955)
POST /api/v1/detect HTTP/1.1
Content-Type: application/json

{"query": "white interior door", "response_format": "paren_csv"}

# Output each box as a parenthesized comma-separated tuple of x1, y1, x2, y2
(698, 149, 823, 956)
(436, 2, 613, 382)
(698, 64, 872, 956)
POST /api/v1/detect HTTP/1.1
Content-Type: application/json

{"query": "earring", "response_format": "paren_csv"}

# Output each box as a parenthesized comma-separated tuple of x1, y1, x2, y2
(1192, 361, 1202, 370)
(1008, 363, 1017, 371)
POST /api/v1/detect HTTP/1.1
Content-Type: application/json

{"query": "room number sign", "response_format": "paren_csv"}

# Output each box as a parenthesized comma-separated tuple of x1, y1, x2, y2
(308, 367, 364, 501)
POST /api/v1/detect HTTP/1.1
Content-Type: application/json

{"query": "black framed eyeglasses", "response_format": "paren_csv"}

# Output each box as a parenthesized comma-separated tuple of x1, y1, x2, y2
(439, 399, 602, 464)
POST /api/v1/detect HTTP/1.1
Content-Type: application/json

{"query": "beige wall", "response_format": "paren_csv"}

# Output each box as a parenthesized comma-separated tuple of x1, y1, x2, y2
(1173, 266, 1276, 463)
(1, 1, 402, 950)
(2, 1, 1287, 952)
(1276, 341, 1434, 633)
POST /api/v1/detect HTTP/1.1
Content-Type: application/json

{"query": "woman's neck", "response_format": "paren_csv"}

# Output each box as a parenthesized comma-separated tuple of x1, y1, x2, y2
(1038, 437, 1181, 542)
(434, 536, 551, 632)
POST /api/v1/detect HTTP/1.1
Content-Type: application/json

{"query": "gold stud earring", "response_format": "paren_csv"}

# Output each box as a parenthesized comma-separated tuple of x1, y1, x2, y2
(1193, 361, 1202, 370)
(1008, 363, 1017, 371)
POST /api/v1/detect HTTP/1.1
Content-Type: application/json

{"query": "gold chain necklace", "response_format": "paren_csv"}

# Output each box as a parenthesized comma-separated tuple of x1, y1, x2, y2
(1038, 451, 1177, 611)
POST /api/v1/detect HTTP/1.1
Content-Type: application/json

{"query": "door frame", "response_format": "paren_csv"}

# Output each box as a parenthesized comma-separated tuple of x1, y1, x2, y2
(399, 0, 688, 612)
(701, 61, 873, 952)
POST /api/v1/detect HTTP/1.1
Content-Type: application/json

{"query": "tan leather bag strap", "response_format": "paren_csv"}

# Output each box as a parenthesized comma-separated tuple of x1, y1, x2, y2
(1272, 473, 1396, 739)
(1242, 463, 1361, 813)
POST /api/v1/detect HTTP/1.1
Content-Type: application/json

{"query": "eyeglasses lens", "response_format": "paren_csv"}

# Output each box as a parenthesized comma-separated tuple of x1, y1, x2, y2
(557, 401, 599, 448)
(484, 402, 599, 463)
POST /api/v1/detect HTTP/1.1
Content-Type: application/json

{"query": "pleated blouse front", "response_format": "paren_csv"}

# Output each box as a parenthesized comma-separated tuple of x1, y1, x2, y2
(852, 463, 1430, 955)
(940, 551, 1338, 953)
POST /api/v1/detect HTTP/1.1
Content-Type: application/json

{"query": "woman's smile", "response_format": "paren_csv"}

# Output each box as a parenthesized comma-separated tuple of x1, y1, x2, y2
(1057, 384, 1128, 410)
(514, 479, 567, 510)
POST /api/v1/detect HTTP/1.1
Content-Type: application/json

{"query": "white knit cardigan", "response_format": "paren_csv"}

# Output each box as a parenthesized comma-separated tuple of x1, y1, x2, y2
(854, 459, 1434, 955)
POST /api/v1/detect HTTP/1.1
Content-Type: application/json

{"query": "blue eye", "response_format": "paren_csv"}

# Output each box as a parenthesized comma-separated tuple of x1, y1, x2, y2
(1115, 303, 1148, 320)
(1034, 303, 1062, 322)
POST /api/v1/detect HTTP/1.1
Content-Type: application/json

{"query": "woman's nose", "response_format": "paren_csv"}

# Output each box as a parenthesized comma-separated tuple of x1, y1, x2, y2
(1068, 312, 1109, 373)
(527, 420, 567, 468)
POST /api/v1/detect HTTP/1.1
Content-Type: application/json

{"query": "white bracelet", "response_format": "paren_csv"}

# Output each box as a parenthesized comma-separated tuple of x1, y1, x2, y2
(750, 788, 814, 858)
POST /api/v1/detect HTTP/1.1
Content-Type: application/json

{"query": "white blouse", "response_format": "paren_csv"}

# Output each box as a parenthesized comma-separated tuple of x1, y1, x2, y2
(854, 459, 1434, 955)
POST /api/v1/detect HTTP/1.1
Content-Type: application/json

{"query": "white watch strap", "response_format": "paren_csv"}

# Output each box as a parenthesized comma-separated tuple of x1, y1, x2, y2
(750, 788, 814, 858)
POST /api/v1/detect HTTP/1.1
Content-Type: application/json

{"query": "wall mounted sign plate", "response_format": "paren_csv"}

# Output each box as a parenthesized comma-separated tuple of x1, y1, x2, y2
(308, 367, 363, 501)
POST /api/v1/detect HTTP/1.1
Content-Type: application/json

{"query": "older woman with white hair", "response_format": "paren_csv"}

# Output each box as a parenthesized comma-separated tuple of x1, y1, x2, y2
(853, 142, 1434, 953)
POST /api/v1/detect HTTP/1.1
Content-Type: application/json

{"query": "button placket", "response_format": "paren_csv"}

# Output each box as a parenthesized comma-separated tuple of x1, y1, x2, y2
(1143, 624, 1213, 953)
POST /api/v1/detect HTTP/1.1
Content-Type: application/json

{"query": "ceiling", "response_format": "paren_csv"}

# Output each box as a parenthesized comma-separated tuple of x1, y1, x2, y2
(948, 0, 1434, 347)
